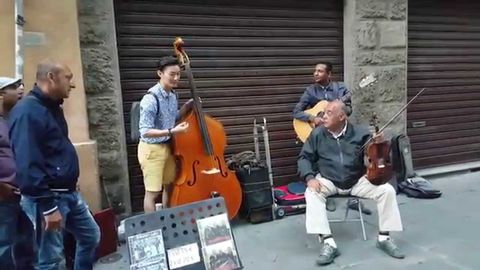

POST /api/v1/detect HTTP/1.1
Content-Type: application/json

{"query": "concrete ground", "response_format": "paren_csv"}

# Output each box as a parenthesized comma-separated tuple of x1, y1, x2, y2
(95, 171, 480, 270)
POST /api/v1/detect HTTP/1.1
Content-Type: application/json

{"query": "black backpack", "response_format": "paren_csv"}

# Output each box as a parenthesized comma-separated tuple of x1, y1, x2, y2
(391, 134, 442, 199)
(129, 93, 160, 143)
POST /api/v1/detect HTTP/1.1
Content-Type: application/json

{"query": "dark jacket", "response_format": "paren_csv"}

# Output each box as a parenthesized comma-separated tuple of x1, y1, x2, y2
(0, 117, 16, 187)
(292, 81, 352, 122)
(8, 86, 79, 214)
(297, 122, 371, 189)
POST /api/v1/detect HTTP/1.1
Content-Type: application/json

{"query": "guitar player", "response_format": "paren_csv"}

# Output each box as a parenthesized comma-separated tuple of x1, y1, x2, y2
(292, 61, 372, 215)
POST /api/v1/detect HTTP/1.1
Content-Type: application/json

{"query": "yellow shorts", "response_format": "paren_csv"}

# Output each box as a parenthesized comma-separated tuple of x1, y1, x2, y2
(137, 141, 176, 192)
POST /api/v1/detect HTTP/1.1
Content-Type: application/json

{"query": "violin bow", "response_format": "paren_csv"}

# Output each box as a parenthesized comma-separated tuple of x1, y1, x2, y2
(360, 87, 427, 151)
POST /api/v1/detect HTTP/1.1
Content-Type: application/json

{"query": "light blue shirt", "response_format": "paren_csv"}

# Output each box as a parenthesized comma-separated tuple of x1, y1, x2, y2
(139, 83, 178, 144)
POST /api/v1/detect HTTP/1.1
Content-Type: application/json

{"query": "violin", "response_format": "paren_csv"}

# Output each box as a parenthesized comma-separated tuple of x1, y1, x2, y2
(170, 37, 242, 219)
(365, 113, 393, 185)
(362, 87, 427, 185)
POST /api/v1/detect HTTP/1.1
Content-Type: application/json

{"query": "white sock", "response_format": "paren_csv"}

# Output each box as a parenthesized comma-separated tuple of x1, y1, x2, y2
(318, 235, 323, 243)
(378, 234, 390, 242)
(323, 237, 337, 248)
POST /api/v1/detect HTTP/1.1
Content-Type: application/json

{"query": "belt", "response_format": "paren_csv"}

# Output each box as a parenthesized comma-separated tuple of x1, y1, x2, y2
(51, 188, 74, 192)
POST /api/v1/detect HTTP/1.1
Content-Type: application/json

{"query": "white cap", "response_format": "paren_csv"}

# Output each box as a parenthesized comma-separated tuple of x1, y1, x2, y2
(0, 77, 21, 90)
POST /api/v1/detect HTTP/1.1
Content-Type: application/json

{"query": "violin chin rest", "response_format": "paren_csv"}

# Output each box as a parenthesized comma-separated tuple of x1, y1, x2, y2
(201, 168, 221, 175)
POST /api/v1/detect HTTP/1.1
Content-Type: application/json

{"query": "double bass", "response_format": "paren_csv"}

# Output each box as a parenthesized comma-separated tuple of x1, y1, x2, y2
(170, 37, 242, 219)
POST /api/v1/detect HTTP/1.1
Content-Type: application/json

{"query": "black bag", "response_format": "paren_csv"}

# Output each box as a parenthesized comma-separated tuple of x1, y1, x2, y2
(129, 93, 160, 143)
(391, 134, 442, 199)
(398, 177, 442, 199)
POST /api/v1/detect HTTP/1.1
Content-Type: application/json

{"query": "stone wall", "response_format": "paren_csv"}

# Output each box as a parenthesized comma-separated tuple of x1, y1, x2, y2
(344, 0, 407, 135)
(77, 0, 131, 216)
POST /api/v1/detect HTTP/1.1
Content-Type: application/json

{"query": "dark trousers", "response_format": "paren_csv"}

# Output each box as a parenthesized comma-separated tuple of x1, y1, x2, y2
(0, 201, 35, 270)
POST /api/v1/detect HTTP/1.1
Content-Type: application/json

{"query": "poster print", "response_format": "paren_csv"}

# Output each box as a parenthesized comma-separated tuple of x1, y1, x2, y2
(128, 229, 168, 270)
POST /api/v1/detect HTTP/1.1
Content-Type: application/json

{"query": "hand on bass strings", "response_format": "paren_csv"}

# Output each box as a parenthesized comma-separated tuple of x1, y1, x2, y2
(172, 122, 189, 134)
(183, 98, 194, 111)
(183, 97, 202, 111)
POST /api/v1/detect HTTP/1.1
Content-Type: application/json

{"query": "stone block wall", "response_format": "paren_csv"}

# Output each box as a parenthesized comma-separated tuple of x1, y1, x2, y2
(344, 0, 407, 135)
(77, 0, 131, 216)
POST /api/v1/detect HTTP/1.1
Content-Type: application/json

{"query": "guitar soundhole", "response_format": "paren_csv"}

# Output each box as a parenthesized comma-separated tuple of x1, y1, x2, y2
(317, 111, 325, 118)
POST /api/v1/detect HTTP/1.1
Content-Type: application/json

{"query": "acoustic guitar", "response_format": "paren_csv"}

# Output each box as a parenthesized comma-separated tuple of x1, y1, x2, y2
(293, 74, 377, 143)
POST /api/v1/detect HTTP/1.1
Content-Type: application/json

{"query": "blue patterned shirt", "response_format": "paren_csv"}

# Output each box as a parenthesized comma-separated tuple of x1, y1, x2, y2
(139, 83, 178, 144)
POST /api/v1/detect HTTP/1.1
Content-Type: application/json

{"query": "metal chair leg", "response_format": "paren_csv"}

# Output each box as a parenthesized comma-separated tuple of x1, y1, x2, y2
(343, 200, 350, 221)
(358, 201, 367, 241)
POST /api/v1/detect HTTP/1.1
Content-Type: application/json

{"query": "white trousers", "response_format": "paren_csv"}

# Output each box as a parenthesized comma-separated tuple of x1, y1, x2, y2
(305, 175, 403, 235)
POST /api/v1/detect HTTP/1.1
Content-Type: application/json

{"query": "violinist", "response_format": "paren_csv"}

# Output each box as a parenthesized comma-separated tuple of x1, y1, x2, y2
(138, 56, 194, 212)
(298, 100, 404, 266)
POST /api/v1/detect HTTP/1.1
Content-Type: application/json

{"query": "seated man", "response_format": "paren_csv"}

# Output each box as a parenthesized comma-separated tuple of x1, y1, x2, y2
(298, 100, 404, 266)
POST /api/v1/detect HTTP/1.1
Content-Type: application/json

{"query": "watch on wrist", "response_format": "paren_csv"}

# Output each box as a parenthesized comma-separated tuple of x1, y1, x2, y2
(168, 128, 172, 136)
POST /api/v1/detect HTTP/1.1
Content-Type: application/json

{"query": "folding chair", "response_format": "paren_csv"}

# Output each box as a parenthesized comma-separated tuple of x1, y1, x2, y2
(328, 194, 368, 241)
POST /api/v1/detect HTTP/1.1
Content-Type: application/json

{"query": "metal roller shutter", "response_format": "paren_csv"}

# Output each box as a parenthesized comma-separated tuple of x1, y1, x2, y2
(114, 0, 343, 211)
(408, 0, 480, 169)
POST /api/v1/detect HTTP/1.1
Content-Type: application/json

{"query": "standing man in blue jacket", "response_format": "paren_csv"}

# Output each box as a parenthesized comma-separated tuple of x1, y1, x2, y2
(293, 61, 371, 215)
(0, 77, 34, 269)
(8, 61, 100, 270)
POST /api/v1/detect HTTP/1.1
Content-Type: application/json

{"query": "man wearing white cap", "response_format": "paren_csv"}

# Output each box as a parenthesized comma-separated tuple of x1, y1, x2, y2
(0, 77, 24, 116)
(0, 76, 33, 269)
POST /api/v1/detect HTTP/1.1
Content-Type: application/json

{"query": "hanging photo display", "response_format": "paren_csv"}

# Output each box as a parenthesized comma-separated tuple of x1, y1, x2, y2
(196, 214, 242, 270)
(128, 229, 168, 270)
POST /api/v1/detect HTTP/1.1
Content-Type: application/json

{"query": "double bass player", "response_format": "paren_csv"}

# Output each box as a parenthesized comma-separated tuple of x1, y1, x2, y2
(137, 56, 194, 213)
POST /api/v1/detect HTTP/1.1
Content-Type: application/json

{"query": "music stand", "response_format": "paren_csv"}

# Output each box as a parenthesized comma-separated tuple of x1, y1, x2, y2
(124, 197, 242, 270)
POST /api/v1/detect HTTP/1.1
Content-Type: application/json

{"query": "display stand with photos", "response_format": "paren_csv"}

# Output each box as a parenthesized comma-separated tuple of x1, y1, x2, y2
(124, 197, 243, 270)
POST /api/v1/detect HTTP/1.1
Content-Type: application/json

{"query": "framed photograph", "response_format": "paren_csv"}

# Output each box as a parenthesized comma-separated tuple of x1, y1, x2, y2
(202, 241, 241, 270)
(127, 229, 168, 270)
(197, 214, 233, 246)
(197, 214, 241, 270)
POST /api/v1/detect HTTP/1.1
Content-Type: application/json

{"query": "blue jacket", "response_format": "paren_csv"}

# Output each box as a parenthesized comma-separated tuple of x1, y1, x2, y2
(8, 86, 79, 215)
(292, 81, 352, 122)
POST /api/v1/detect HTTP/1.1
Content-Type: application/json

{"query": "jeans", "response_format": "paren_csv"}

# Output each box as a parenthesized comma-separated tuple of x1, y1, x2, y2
(0, 201, 35, 270)
(22, 192, 100, 270)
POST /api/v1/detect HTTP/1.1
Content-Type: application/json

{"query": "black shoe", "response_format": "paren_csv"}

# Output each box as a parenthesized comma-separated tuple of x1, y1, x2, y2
(316, 243, 339, 266)
(347, 198, 372, 215)
(326, 198, 336, 212)
(376, 239, 405, 259)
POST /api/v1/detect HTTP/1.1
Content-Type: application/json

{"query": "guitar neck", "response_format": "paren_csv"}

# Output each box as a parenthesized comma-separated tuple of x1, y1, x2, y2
(340, 83, 359, 102)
